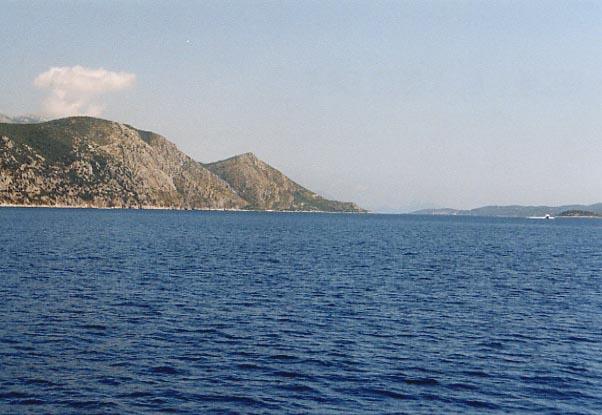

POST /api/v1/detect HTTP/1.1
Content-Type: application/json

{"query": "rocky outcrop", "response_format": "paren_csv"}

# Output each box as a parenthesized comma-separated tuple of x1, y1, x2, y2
(0, 117, 365, 212)
(205, 152, 366, 212)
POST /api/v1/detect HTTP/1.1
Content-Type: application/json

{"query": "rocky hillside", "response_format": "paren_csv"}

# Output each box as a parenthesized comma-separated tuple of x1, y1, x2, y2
(0, 117, 247, 209)
(0, 117, 364, 212)
(206, 152, 365, 212)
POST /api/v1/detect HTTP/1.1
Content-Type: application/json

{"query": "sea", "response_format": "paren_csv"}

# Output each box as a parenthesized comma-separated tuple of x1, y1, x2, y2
(1, 208, 601, 414)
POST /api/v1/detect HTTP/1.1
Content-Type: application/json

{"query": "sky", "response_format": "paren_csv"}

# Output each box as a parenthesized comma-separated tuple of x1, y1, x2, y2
(1, 0, 600, 212)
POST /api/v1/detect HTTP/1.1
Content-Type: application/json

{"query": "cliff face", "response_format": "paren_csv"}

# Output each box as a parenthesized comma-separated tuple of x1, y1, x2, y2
(0, 117, 245, 209)
(0, 117, 365, 212)
(206, 152, 366, 212)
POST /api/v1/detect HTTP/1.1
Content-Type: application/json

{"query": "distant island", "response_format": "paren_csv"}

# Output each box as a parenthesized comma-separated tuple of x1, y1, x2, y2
(557, 210, 602, 218)
(0, 116, 365, 212)
(413, 204, 602, 218)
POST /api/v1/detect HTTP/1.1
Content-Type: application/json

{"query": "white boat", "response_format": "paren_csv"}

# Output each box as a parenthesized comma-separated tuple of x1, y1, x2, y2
(528, 214, 555, 220)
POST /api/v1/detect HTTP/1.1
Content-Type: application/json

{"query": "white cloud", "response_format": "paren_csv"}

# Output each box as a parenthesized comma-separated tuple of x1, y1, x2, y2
(34, 65, 136, 118)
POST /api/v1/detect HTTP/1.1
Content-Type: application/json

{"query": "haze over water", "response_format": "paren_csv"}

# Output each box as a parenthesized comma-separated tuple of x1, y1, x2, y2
(1, 209, 601, 414)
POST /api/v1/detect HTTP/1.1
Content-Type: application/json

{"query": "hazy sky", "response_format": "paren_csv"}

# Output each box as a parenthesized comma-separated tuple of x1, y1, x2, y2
(1, 1, 600, 211)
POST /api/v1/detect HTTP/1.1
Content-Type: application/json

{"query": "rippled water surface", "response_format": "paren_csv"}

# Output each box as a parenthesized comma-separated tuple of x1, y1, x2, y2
(1, 208, 601, 414)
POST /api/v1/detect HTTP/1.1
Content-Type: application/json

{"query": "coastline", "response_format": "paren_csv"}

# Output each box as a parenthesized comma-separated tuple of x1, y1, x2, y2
(0, 202, 367, 214)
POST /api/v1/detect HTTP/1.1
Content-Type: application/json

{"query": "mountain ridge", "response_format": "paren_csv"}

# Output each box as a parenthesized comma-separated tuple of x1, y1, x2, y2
(0, 116, 365, 212)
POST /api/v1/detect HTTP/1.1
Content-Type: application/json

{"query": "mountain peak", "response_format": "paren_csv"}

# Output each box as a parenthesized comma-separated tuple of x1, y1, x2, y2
(206, 153, 365, 212)
(220, 152, 259, 163)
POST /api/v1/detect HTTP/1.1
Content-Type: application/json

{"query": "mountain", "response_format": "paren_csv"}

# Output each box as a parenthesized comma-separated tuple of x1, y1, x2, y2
(0, 116, 364, 212)
(0, 117, 245, 209)
(205, 152, 365, 212)
(412, 204, 602, 217)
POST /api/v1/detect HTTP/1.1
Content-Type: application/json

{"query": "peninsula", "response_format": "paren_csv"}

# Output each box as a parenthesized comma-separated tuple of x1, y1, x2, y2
(0, 117, 365, 212)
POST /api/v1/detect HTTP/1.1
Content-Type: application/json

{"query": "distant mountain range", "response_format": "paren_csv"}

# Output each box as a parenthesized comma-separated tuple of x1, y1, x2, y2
(412, 204, 602, 218)
(0, 116, 365, 212)
(0, 113, 45, 124)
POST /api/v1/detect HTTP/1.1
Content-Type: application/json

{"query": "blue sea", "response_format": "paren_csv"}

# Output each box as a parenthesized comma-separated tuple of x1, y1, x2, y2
(1, 208, 601, 414)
